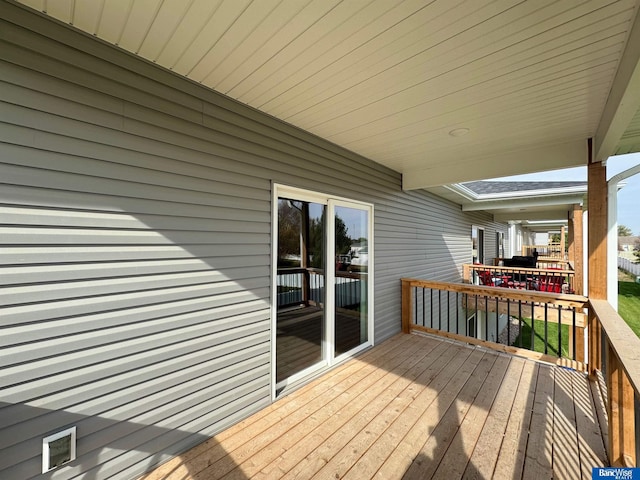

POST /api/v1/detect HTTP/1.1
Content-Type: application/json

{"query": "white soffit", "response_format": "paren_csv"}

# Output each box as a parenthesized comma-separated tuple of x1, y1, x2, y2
(15, 0, 640, 188)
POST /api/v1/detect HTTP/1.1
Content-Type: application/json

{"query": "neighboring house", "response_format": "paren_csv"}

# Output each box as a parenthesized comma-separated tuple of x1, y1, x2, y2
(0, 6, 510, 480)
(619, 236, 640, 252)
(434, 180, 588, 260)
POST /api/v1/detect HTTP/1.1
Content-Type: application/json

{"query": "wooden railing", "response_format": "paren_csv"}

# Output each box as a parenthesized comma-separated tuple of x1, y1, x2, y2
(589, 299, 640, 467)
(400, 278, 639, 467)
(522, 243, 565, 259)
(401, 278, 588, 368)
(277, 268, 365, 309)
(463, 263, 576, 294)
(494, 257, 570, 269)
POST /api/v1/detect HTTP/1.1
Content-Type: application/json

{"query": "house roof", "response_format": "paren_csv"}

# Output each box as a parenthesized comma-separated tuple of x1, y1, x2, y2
(13, 0, 640, 189)
(462, 181, 588, 196)
(619, 236, 640, 244)
(426, 180, 588, 231)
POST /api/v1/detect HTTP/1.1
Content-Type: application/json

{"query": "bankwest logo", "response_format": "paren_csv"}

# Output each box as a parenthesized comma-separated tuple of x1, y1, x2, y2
(593, 468, 640, 479)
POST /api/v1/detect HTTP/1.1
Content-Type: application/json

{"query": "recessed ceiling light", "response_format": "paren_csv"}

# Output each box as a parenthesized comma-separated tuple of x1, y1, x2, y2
(449, 128, 470, 137)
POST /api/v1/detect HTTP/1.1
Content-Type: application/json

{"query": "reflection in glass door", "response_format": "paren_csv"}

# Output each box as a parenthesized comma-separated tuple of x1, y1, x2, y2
(274, 186, 373, 391)
(275, 198, 325, 384)
(334, 205, 369, 356)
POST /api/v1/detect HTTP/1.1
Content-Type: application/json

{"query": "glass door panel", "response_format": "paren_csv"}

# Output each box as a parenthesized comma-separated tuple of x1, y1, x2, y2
(276, 198, 325, 383)
(334, 205, 369, 356)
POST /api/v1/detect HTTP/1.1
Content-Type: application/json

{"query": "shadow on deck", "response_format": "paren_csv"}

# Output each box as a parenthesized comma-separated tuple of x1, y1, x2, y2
(140, 333, 608, 480)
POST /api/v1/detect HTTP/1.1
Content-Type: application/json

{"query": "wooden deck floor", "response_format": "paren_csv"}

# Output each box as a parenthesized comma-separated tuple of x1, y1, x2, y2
(140, 333, 608, 480)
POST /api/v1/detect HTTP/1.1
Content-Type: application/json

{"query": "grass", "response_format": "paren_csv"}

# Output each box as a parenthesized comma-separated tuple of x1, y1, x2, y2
(511, 317, 570, 358)
(618, 271, 640, 338)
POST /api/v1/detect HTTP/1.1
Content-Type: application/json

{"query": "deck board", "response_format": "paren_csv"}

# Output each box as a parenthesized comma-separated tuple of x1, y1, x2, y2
(552, 366, 581, 479)
(492, 360, 538, 479)
(139, 333, 608, 480)
(460, 356, 525, 479)
(522, 364, 555, 479)
(432, 354, 511, 479)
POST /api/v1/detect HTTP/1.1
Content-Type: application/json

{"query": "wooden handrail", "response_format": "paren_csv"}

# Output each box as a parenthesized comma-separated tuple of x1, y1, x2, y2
(404, 277, 586, 308)
(589, 299, 639, 467)
(401, 278, 588, 370)
(462, 263, 576, 294)
(277, 267, 365, 280)
(464, 264, 574, 274)
(590, 299, 640, 393)
(522, 245, 565, 260)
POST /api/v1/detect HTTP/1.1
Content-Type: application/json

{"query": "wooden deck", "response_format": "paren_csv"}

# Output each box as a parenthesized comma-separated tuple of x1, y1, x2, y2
(140, 333, 608, 480)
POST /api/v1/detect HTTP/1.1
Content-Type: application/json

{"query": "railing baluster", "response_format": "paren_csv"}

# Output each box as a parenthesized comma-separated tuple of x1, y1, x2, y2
(571, 307, 578, 360)
(438, 290, 442, 331)
(495, 296, 499, 343)
(530, 302, 535, 351)
(544, 303, 548, 355)
(518, 301, 523, 348)
(507, 299, 511, 347)
(447, 291, 450, 333)
(484, 295, 488, 342)
(558, 305, 562, 358)
(415, 286, 419, 327)
(421, 287, 425, 327)
(430, 289, 434, 329)
(455, 292, 459, 335)
(464, 293, 468, 336)
(474, 294, 479, 338)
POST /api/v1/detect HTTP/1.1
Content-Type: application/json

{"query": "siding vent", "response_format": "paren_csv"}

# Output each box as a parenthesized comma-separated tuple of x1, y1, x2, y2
(42, 427, 76, 473)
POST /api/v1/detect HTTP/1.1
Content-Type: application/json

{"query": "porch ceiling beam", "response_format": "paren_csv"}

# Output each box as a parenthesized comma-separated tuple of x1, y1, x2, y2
(521, 222, 568, 231)
(461, 194, 585, 212)
(493, 211, 571, 222)
(594, 5, 640, 162)
(402, 140, 587, 190)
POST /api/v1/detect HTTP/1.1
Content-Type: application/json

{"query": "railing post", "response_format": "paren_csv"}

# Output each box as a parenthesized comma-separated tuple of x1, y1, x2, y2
(607, 346, 637, 467)
(401, 279, 413, 334)
(588, 308, 601, 380)
(574, 326, 585, 363)
(462, 264, 470, 284)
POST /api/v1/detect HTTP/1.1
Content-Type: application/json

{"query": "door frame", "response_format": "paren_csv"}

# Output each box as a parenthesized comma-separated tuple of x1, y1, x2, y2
(271, 184, 374, 399)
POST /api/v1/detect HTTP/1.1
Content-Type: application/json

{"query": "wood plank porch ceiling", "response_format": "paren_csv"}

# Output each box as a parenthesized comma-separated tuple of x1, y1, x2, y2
(140, 333, 607, 480)
(15, 0, 640, 187)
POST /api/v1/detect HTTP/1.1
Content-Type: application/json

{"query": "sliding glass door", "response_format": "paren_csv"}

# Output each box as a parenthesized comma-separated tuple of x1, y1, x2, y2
(275, 197, 326, 383)
(333, 203, 369, 357)
(274, 186, 373, 392)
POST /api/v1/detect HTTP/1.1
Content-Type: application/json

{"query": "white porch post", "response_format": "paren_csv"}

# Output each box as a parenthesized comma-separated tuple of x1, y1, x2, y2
(607, 180, 618, 310)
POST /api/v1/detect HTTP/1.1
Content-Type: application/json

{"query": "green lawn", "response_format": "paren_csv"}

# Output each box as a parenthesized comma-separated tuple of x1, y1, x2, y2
(511, 317, 570, 358)
(618, 280, 640, 338)
(507, 273, 640, 356)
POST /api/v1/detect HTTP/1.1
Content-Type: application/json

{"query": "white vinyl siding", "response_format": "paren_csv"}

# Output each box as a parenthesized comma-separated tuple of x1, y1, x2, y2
(0, 3, 508, 479)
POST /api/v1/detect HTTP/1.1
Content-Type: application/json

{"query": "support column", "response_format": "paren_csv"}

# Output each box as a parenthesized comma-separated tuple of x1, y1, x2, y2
(608, 180, 619, 310)
(587, 152, 607, 380)
(569, 204, 585, 362)
(588, 160, 608, 300)
(569, 204, 584, 295)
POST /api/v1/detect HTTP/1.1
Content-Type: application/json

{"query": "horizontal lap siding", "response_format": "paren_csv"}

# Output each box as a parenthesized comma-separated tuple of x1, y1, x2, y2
(0, 4, 507, 480)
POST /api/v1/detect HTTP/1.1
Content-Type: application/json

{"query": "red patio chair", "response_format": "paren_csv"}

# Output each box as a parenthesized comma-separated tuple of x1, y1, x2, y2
(538, 275, 563, 293)
(477, 270, 497, 286)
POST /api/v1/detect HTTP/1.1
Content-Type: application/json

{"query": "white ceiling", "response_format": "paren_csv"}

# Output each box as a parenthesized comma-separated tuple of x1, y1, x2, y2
(16, 0, 640, 189)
